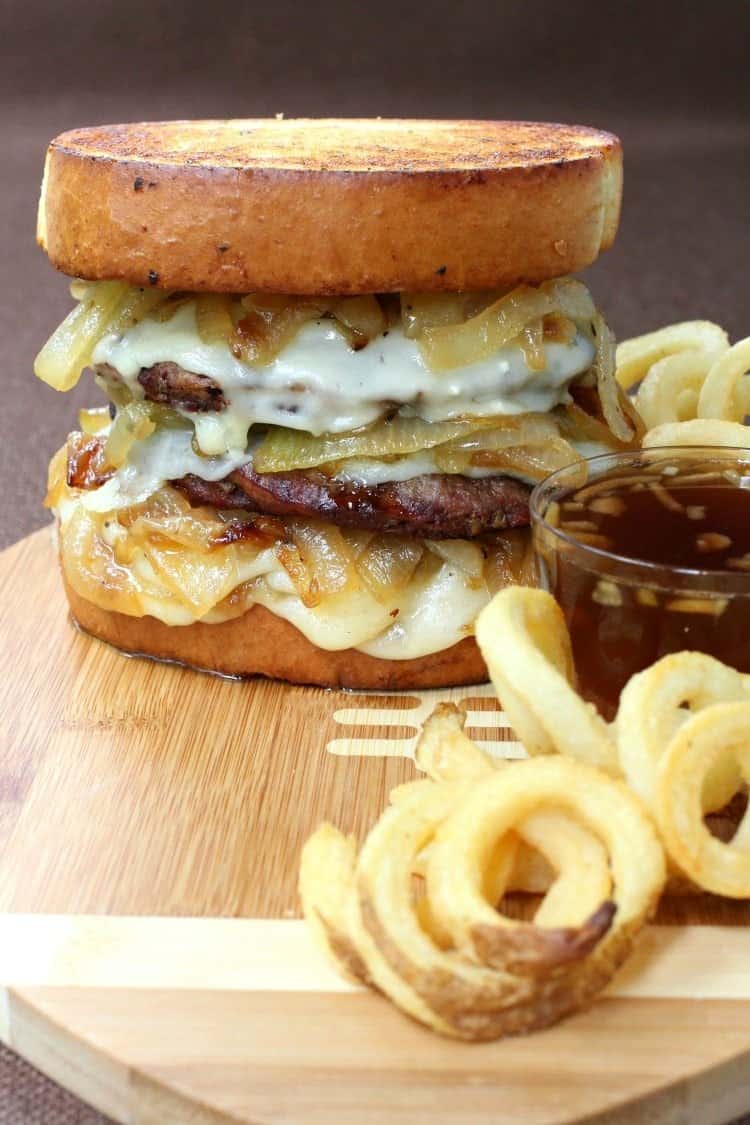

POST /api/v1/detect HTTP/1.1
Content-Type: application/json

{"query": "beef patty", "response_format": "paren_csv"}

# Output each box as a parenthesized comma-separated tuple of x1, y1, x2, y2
(97, 362, 227, 413)
(173, 465, 530, 539)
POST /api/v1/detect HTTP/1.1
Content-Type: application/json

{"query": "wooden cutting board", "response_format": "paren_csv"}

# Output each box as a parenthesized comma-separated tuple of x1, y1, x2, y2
(1, 527, 749, 1125)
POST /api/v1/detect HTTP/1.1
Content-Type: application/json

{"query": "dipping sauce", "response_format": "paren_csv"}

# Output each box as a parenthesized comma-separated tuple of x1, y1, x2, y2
(531, 448, 750, 720)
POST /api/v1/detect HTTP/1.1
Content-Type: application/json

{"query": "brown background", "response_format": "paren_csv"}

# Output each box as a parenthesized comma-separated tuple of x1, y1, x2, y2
(1, 0, 749, 1121)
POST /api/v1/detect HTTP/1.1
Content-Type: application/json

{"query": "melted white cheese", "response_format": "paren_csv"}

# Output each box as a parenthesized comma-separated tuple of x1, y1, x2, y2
(56, 488, 488, 659)
(358, 564, 488, 660)
(81, 428, 250, 512)
(92, 303, 595, 453)
(333, 451, 501, 486)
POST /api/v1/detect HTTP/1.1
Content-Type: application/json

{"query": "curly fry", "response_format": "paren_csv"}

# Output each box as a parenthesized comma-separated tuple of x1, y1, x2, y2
(414, 702, 496, 783)
(697, 337, 750, 422)
(616, 652, 746, 813)
(642, 418, 750, 448)
(353, 767, 660, 1040)
(426, 757, 663, 975)
(353, 781, 533, 1040)
(414, 704, 610, 911)
(615, 321, 728, 391)
(301, 741, 662, 1040)
(516, 811, 611, 927)
(475, 586, 619, 773)
(619, 320, 750, 444)
(299, 824, 369, 984)
(635, 351, 713, 428)
(656, 702, 750, 897)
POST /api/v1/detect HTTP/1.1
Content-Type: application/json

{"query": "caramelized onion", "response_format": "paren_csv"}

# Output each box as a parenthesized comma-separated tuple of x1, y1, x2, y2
(332, 296, 386, 349)
(543, 314, 577, 345)
(60, 504, 143, 614)
(153, 294, 195, 323)
(432, 415, 562, 474)
(122, 489, 219, 551)
(144, 536, 241, 617)
(35, 282, 169, 392)
(104, 402, 156, 468)
(35, 281, 130, 392)
(171, 291, 389, 363)
(483, 529, 535, 594)
(256, 410, 576, 480)
(78, 406, 111, 436)
(253, 414, 505, 474)
(519, 319, 546, 372)
(289, 520, 357, 597)
(418, 279, 596, 371)
(426, 540, 485, 582)
(66, 433, 116, 490)
(591, 312, 636, 444)
(44, 446, 70, 511)
(195, 293, 235, 345)
(356, 536, 425, 602)
(400, 291, 505, 338)
(617, 384, 647, 444)
(275, 542, 320, 607)
(340, 529, 377, 558)
(236, 294, 328, 366)
(438, 432, 582, 481)
(468, 439, 583, 482)
(556, 404, 622, 449)
(210, 514, 285, 549)
(400, 292, 472, 338)
(69, 279, 92, 301)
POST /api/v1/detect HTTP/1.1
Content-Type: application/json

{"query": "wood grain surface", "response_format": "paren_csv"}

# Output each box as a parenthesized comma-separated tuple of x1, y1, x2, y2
(1, 527, 749, 1124)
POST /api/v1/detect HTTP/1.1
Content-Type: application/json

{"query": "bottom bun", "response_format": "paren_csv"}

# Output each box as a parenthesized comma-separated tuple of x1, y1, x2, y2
(64, 579, 488, 690)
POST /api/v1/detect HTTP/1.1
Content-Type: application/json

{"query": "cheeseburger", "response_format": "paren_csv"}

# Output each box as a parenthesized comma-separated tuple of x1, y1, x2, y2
(36, 119, 635, 689)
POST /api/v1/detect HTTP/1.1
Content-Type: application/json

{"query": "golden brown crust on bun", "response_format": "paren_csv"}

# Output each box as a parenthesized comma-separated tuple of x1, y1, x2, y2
(39, 118, 622, 295)
(64, 579, 488, 690)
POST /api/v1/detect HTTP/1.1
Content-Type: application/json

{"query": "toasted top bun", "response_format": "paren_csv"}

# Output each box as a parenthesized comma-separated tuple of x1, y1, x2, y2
(38, 118, 622, 295)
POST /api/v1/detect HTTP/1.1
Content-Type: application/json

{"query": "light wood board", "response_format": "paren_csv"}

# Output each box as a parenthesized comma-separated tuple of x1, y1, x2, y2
(1, 527, 749, 1124)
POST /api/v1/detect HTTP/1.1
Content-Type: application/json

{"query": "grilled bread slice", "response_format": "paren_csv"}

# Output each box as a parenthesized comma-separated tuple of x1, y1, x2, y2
(38, 118, 622, 294)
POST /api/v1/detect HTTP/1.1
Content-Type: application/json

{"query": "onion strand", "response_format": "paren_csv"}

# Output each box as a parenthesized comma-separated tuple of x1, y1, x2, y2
(417, 279, 596, 371)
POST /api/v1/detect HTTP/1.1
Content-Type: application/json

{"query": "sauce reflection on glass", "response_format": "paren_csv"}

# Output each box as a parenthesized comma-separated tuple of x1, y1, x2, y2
(531, 448, 750, 721)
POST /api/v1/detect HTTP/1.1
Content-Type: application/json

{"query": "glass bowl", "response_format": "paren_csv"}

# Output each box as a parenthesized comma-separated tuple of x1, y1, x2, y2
(530, 446, 750, 720)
